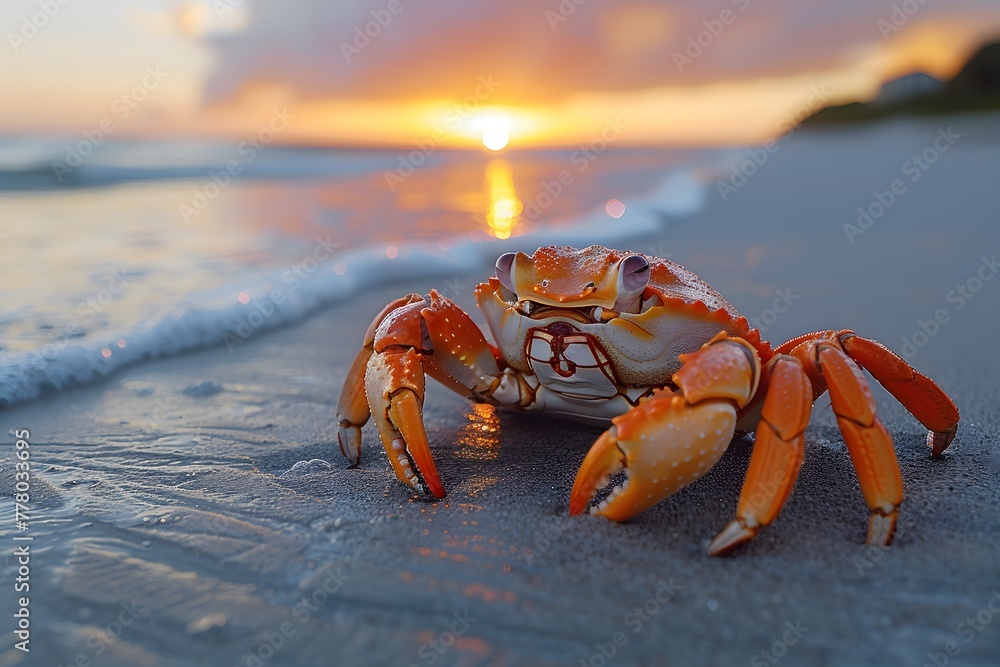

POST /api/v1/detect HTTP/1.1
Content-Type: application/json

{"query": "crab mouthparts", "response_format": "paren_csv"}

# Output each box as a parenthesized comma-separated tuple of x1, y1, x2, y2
(519, 301, 616, 324)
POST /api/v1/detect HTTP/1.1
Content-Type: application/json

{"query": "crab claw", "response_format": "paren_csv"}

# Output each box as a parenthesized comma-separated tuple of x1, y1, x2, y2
(570, 391, 737, 522)
(365, 347, 446, 498)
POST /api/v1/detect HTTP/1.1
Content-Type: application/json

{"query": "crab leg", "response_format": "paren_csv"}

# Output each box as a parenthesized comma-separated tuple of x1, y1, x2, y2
(817, 342, 904, 546)
(774, 330, 959, 547)
(708, 355, 812, 555)
(775, 329, 960, 456)
(839, 332, 959, 456)
(570, 332, 758, 521)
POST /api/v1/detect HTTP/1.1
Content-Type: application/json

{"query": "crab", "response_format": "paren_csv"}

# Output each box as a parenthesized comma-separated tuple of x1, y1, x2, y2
(336, 245, 959, 555)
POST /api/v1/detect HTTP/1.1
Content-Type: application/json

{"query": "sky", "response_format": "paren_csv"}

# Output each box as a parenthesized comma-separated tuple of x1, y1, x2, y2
(1, 0, 998, 147)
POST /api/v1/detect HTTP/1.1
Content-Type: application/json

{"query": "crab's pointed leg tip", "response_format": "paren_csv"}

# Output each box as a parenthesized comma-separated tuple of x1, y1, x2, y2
(707, 520, 758, 557)
(337, 423, 362, 465)
(929, 425, 957, 458)
(866, 511, 897, 547)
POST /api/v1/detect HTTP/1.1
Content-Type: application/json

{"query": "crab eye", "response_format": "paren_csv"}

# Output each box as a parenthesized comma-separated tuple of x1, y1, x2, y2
(495, 252, 516, 293)
(615, 255, 650, 314)
(591, 306, 604, 321)
(620, 255, 650, 292)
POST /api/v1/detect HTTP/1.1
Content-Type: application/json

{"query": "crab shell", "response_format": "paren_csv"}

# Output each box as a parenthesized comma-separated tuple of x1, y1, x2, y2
(476, 245, 772, 389)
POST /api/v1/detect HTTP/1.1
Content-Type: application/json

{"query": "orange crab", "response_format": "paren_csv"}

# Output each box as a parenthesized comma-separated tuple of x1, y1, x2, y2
(336, 246, 959, 555)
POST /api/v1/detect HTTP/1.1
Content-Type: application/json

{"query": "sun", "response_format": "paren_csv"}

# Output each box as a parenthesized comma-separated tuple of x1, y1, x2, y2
(481, 118, 509, 151)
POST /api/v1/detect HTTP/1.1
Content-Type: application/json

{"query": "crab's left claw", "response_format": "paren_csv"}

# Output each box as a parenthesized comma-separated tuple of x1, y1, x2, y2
(570, 392, 737, 520)
(570, 333, 757, 521)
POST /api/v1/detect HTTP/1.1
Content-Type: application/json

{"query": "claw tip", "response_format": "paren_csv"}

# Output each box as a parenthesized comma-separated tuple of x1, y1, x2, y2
(707, 520, 757, 557)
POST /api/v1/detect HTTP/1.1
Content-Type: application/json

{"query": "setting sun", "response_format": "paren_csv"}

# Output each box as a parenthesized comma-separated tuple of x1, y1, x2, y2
(481, 118, 509, 151)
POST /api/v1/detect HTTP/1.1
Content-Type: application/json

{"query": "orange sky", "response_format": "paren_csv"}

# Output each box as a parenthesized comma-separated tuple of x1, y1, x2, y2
(1, 0, 998, 147)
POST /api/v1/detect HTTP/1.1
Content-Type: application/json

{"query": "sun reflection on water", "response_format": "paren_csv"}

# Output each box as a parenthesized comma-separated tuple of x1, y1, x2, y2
(456, 403, 502, 461)
(484, 159, 521, 240)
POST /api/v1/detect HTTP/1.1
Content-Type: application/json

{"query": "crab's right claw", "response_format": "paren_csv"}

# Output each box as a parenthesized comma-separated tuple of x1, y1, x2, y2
(570, 391, 737, 522)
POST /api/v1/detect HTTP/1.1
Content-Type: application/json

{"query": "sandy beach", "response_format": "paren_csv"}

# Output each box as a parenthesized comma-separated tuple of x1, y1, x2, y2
(2, 116, 1000, 667)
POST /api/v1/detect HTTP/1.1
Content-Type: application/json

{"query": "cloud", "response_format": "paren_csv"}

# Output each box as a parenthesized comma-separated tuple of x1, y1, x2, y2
(199, 0, 992, 106)
(182, 0, 1000, 148)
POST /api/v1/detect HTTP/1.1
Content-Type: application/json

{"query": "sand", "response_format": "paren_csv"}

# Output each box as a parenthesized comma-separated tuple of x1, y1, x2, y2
(2, 115, 999, 667)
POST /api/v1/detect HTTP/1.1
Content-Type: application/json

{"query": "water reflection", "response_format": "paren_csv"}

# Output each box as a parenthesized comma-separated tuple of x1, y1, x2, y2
(484, 159, 521, 239)
(456, 403, 502, 498)
(456, 403, 502, 461)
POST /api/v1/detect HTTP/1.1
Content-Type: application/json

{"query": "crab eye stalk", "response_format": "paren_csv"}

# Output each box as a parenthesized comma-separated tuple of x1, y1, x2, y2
(495, 252, 517, 294)
(615, 254, 649, 314)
